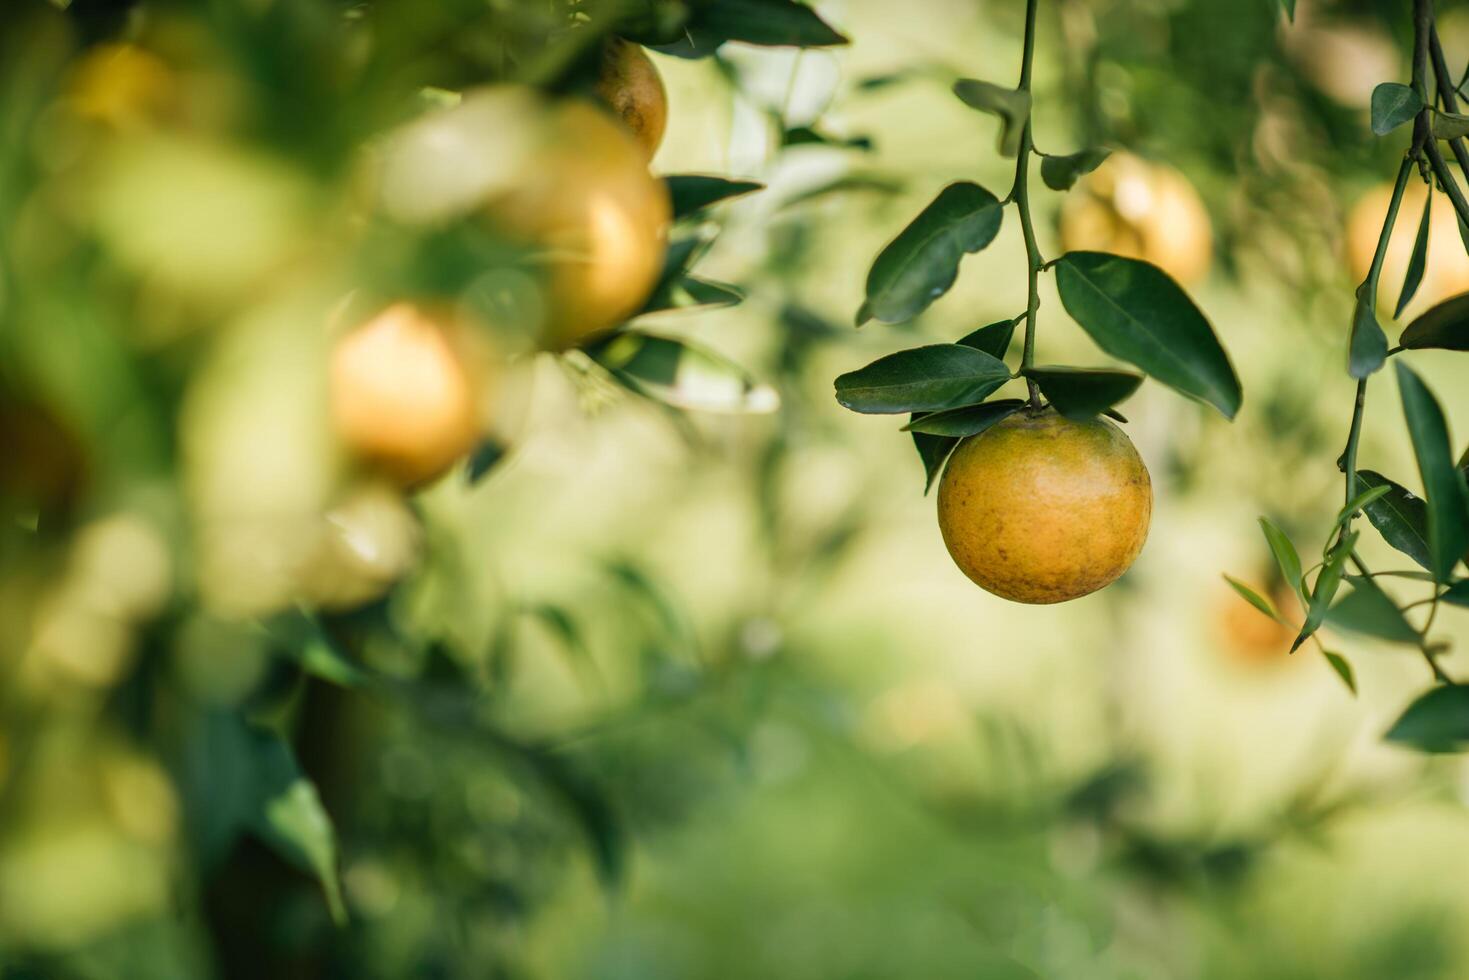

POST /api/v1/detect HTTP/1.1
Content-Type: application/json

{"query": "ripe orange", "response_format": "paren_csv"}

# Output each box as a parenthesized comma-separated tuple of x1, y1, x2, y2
(1059, 153, 1213, 286)
(595, 40, 668, 161)
(1346, 179, 1469, 316)
(936, 408, 1152, 604)
(1214, 580, 1298, 663)
(329, 303, 485, 487)
(490, 99, 670, 349)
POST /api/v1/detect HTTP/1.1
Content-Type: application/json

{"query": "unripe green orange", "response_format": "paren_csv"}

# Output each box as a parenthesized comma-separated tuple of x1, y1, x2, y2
(595, 40, 668, 161)
(937, 408, 1152, 604)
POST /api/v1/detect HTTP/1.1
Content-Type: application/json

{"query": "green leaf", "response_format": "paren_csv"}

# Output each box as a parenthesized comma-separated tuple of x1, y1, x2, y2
(957, 319, 1017, 360)
(1396, 361, 1469, 580)
(1324, 576, 1420, 644)
(1040, 149, 1111, 191)
(911, 428, 959, 494)
(901, 399, 1025, 436)
(1053, 252, 1241, 418)
(1291, 531, 1357, 652)
(1399, 292, 1469, 350)
(1395, 188, 1433, 319)
(248, 734, 346, 925)
(834, 344, 1011, 414)
(665, 175, 764, 219)
(1357, 470, 1432, 570)
(1331, 483, 1392, 532)
(1322, 651, 1357, 696)
(466, 437, 508, 485)
(1431, 109, 1469, 141)
(782, 126, 873, 151)
(952, 79, 1031, 157)
(661, 0, 849, 54)
(1223, 574, 1282, 622)
(1349, 284, 1387, 378)
(1025, 366, 1143, 420)
(857, 182, 1004, 325)
(641, 275, 745, 315)
(1441, 580, 1469, 606)
(1276, 0, 1295, 20)
(1371, 83, 1423, 135)
(586, 332, 778, 413)
(262, 613, 368, 688)
(1259, 517, 1304, 596)
(1384, 684, 1469, 752)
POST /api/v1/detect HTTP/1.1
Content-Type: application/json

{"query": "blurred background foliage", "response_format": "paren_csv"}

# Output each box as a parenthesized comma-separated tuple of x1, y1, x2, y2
(6, 0, 1469, 977)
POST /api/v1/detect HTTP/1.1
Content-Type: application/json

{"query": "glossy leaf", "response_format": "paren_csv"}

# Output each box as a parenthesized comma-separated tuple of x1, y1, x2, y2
(957, 319, 1017, 360)
(1223, 575, 1283, 622)
(587, 332, 778, 414)
(1396, 361, 1469, 580)
(1349, 284, 1387, 378)
(1399, 292, 1469, 350)
(1053, 252, 1241, 418)
(1325, 576, 1420, 644)
(1025, 366, 1142, 420)
(1394, 189, 1433, 319)
(1371, 83, 1423, 135)
(1040, 149, 1110, 191)
(911, 427, 959, 494)
(1384, 684, 1469, 752)
(952, 79, 1031, 157)
(834, 344, 1011, 414)
(857, 182, 1004, 325)
(1357, 470, 1432, 570)
(1259, 517, 1304, 596)
(666, 175, 764, 219)
(1322, 651, 1357, 696)
(902, 399, 1025, 436)
(248, 734, 346, 924)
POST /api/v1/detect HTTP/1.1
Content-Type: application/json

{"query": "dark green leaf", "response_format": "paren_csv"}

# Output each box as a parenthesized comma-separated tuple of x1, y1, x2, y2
(834, 344, 1011, 414)
(661, 0, 849, 53)
(1040, 149, 1111, 191)
(957, 319, 1017, 360)
(1223, 574, 1282, 622)
(1432, 109, 1469, 140)
(466, 437, 508, 485)
(1395, 188, 1433, 319)
(911, 428, 959, 494)
(1357, 470, 1432, 570)
(248, 734, 346, 925)
(1371, 83, 1423, 135)
(1332, 483, 1392, 532)
(1349, 284, 1387, 378)
(262, 613, 368, 688)
(586, 332, 778, 413)
(1384, 684, 1469, 752)
(1259, 517, 1304, 595)
(1400, 292, 1469, 350)
(665, 175, 764, 219)
(952, 79, 1031, 157)
(1440, 580, 1469, 606)
(782, 126, 873, 151)
(1292, 531, 1357, 652)
(1053, 252, 1241, 418)
(1025, 366, 1143, 420)
(1276, 0, 1295, 21)
(857, 182, 1004, 325)
(901, 399, 1025, 436)
(1322, 651, 1357, 695)
(1325, 576, 1420, 644)
(1396, 361, 1469, 580)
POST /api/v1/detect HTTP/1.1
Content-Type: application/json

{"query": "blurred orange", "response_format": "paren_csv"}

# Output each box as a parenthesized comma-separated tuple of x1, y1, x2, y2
(1345, 179, 1469, 317)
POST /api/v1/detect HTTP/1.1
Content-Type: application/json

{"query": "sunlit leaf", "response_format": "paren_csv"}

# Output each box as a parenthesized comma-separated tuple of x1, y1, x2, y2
(1259, 517, 1304, 596)
(1371, 83, 1423, 135)
(834, 344, 1011, 414)
(857, 182, 1004, 325)
(586, 332, 778, 413)
(1053, 252, 1241, 418)
(901, 399, 1024, 436)
(1357, 470, 1432, 571)
(1040, 149, 1110, 191)
(1222, 574, 1283, 623)
(1399, 292, 1469, 350)
(1385, 684, 1469, 752)
(1396, 362, 1469, 580)
(1025, 366, 1142, 420)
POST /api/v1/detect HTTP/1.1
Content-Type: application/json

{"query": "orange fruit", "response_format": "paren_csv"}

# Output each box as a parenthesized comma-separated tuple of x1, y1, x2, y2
(1215, 580, 1298, 663)
(329, 303, 485, 487)
(1059, 153, 1213, 286)
(937, 408, 1152, 604)
(595, 40, 668, 161)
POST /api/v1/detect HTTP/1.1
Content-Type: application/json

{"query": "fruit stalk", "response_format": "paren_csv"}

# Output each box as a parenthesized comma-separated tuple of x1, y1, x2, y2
(1013, 0, 1044, 410)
